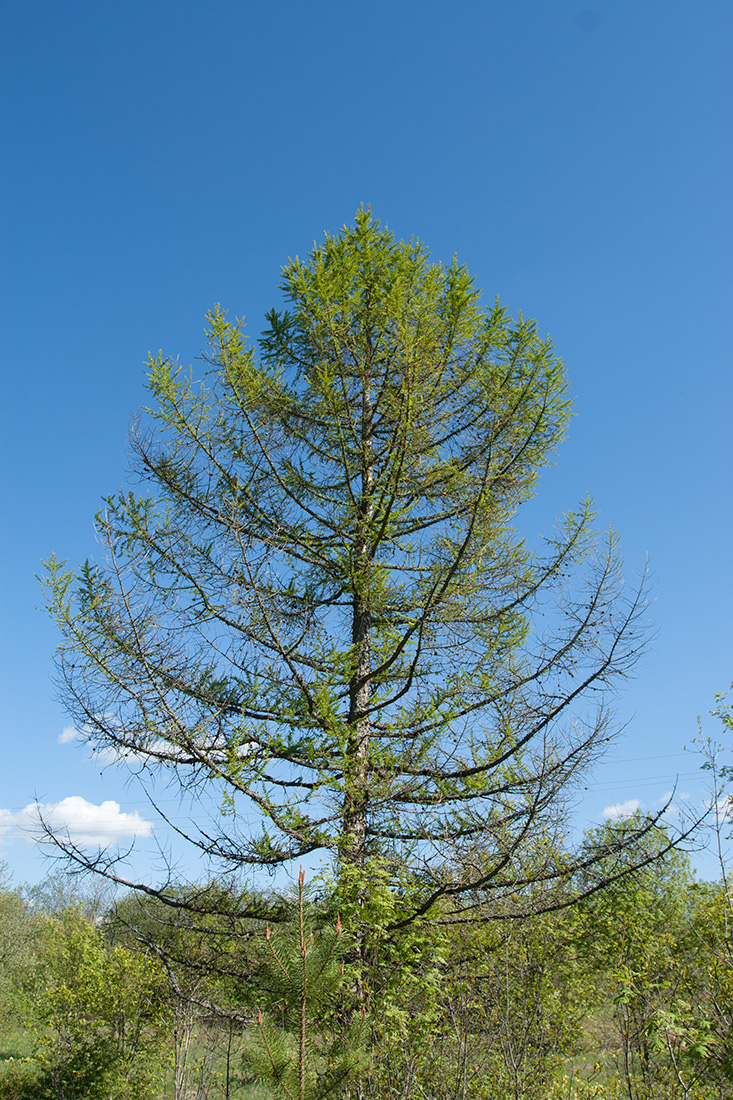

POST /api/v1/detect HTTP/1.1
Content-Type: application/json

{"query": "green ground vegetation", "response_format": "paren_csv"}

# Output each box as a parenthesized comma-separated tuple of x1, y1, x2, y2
(0, 823, 731, 1100)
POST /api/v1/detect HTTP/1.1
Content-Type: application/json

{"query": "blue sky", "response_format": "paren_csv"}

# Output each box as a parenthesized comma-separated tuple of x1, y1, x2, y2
(1, 0, 731, 886)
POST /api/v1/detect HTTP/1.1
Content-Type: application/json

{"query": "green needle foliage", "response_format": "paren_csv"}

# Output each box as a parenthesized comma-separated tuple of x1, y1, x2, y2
(244, 869, 365, 1100)
(41, 207, 680, 947)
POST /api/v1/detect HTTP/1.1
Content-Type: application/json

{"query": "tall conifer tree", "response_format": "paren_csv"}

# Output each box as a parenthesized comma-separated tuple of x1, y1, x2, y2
(44, 210, 673, 925)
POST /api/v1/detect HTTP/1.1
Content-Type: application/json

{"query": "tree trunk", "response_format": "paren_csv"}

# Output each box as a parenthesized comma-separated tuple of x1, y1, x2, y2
(342, 371, 374, 871)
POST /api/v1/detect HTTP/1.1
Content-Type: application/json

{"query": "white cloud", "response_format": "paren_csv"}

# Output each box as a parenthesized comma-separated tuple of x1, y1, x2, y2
(57, 722, 148, 765)
(706, 793, 733, 823)
(649, 791, 693, 824)
(601, 798, 642, 821)
(0, 797, 153, 848)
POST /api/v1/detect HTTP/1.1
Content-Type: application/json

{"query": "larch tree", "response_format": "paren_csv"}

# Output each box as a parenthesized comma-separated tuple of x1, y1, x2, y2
(43, 209, 681, 932)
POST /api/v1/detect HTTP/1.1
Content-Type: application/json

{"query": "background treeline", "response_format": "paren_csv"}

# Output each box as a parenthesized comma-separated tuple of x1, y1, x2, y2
(1, 816, 731, 1100)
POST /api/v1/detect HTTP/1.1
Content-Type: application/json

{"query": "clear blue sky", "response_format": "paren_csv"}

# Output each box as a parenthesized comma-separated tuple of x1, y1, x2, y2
(1, 0, 731, 885)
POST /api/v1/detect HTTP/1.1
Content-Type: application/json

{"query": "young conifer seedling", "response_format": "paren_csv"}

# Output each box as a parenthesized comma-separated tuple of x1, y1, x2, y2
(246, 868, 365, 1100)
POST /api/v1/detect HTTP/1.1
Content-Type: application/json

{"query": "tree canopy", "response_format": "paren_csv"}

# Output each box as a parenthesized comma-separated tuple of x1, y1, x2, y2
(43, 209, 679, 926)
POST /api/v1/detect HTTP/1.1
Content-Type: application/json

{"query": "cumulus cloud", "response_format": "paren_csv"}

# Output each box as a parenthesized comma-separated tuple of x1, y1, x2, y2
(601, 798, 642, 821)
(706, 793, 733, 823)
(57, 722, 148, 765)
(0, 797, 153, 847)
(59, 722, 258, 768)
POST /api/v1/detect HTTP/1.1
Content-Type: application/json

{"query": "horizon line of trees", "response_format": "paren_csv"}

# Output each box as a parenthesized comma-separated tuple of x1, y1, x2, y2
(1, 803, 732, 1100)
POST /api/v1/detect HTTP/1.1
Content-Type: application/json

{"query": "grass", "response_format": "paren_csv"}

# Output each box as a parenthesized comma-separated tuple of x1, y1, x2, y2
(0, 1025, 35, 1064)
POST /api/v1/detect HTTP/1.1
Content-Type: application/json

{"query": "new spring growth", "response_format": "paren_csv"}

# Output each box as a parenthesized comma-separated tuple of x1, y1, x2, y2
(299, 866, 308, 959)
(266, 921, 292, 982)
